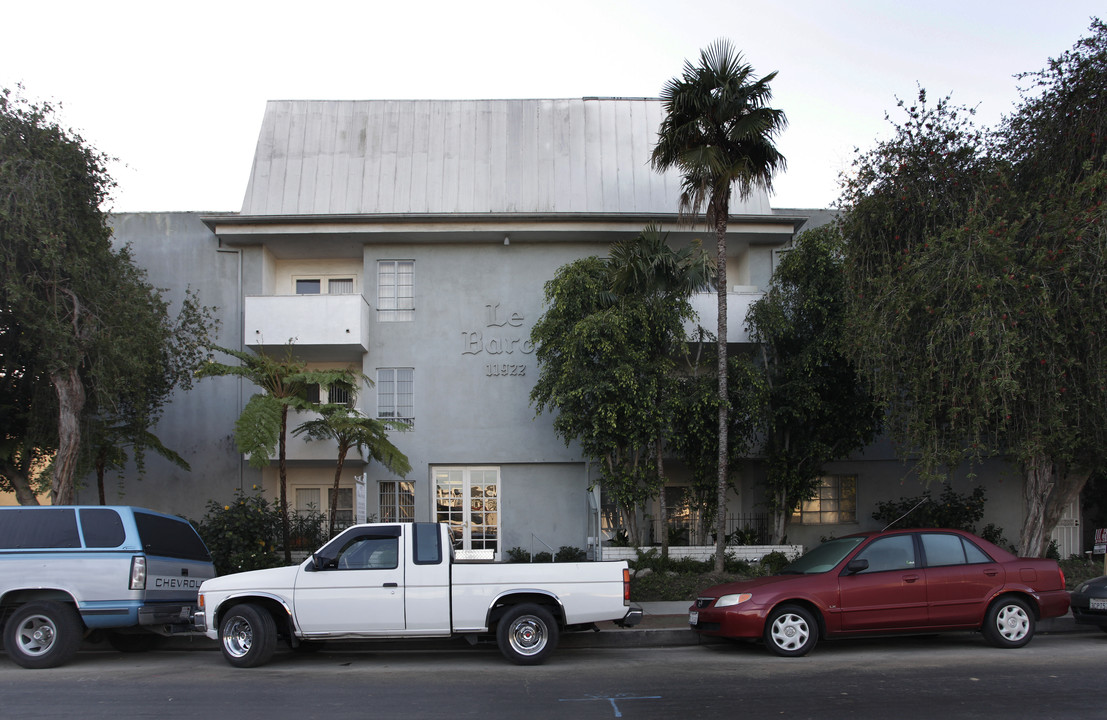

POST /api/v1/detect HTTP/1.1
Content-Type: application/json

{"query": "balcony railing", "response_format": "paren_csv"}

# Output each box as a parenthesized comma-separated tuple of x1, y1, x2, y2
(245, 294, 370, 360)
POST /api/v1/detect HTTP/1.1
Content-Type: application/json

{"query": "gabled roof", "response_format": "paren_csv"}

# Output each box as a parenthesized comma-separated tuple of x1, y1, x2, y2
(240, 98, 774, 218)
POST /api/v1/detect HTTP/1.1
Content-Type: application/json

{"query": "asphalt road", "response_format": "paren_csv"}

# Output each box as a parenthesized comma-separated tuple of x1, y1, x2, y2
(3, 632, 1105, 719)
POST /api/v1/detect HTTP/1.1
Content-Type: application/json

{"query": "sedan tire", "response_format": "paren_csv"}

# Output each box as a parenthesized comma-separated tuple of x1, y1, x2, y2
(763, 604, 818, 657)
(982, 596, 1035, 648)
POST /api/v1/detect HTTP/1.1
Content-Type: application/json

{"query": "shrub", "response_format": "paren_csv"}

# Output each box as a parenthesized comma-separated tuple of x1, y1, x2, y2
(195, 488, 282, 575)
(555, 545, 587, 562)
(505, 546, 531, 563)
(871, 485, 987, 532)
(533, 551, 554, 563)
(759, 550, 791, 575)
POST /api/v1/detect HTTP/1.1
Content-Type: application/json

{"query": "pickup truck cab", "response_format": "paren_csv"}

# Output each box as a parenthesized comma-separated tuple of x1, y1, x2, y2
(195, 522, 641, 667)
(0, 505, 215, 668)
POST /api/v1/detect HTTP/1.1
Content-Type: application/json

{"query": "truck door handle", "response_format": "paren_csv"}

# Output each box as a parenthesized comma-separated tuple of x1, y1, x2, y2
(383, 583, 398, 588)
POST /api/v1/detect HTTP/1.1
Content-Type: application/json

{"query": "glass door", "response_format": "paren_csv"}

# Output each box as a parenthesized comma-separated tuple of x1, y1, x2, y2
(434, 467, 500, 558)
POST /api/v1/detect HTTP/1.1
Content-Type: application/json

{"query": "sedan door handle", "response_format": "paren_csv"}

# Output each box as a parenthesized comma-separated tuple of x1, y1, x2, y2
(383, 582, 398, 588)
(985, 570, 999, 577)
(903, 575, 920, 583)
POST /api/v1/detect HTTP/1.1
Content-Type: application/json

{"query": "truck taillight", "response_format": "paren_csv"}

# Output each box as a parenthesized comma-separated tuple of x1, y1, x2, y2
(130, 556, 147, 590)
(623, 567, 631, 604)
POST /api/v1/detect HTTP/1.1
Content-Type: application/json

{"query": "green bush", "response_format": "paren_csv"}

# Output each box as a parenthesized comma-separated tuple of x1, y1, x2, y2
(555, 545, 587, 562)
(195, 488, 282, 575)
(505, 546, 531, 563)
(871, 485, 988, 532)
(533, 551, 553, 563)
(759, 550, 791, 574)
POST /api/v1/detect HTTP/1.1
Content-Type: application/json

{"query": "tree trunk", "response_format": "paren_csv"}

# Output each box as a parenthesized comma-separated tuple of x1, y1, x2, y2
(772, 487, 788, 545)
(96, 451, 107, 505)
(279, 405, 291, 564)
(51, 367, 85, 505)
(713, 194, 731, 573)
(330, 444, 349, 538)
(1018, 454, 1089, 557)
(656, 440, 668, 559)
(1, 460, 41, 505)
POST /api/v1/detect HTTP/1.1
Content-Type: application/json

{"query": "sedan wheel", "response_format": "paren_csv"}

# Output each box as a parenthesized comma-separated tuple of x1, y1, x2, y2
(982, 596, 1035, 648)
(764, 604, 818, 657)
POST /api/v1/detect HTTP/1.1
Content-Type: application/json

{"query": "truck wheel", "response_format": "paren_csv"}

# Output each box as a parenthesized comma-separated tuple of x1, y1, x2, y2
(219, 603, 277, 668)
(982, 596, 1035, 648)
(496, 604, 559, 665)
(4, 601, 83, 669)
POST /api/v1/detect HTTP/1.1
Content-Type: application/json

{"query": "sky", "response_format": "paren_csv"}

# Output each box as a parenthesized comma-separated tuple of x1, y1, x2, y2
(1, 0, 1101, 213)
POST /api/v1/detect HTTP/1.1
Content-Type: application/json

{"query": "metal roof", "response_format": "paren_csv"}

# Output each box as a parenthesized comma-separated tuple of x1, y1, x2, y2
(240, 98, 774, 218)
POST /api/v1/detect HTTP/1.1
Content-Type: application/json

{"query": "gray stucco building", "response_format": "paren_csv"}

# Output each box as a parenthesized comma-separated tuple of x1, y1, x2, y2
(77, 98, 1068, 557)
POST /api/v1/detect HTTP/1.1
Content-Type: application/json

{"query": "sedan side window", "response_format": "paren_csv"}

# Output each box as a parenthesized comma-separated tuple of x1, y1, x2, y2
(854, 535, 916, 573)
(921, 533, 967, 566)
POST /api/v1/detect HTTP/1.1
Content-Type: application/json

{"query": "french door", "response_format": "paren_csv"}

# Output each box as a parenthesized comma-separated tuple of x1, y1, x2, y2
(434, 467, 500, 558)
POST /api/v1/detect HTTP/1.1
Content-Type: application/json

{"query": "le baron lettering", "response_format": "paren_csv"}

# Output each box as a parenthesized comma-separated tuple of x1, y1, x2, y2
(461, 303, 535, 357)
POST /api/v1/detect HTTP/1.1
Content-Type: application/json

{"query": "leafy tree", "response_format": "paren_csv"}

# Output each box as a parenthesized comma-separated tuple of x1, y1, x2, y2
(652, 39, 788, 571)
(746, 225, 882, 542)
(530, 227, 709, 547)
(293, 404, 412, 536)
(839, 22, 1107, 556)
(196, 345, 359, 562)
(0, 87, 215, 504)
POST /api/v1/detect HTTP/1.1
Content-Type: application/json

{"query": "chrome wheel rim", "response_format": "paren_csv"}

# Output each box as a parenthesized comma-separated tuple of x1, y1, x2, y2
(222, 616, 254, 658)
(507, 615, 547, 657)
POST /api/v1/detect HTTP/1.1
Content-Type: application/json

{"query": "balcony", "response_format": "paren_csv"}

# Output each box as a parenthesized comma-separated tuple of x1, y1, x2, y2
(685, 288, 764, 344)
(245, 294, 370, 361)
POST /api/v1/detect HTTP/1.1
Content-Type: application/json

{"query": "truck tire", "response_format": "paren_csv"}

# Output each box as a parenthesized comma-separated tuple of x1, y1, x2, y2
(4, 601, 83, 669)
(496, 604, 559, 665)
(219, 603, 277, 668)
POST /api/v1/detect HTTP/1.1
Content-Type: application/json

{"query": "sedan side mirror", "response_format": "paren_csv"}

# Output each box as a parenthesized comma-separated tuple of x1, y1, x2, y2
(846, 558, 869, 574)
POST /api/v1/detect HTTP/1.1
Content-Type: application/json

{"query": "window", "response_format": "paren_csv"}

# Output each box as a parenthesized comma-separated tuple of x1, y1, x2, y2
(377, 368, 414, 424)
(295, 488, 352, 531)
(377, 260, 414, 321)
(854, 534, 916, 573)
(326, 533, 398, 570)
(380, 481, 415, 523)
(305, 383, 352, 406)
(792, 475, 857, 525)
(294, 276, 356, 295)
(921, 532, 993, 566)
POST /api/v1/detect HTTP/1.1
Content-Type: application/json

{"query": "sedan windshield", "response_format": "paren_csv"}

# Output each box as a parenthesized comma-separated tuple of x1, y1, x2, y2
(779, 536, 866, 575)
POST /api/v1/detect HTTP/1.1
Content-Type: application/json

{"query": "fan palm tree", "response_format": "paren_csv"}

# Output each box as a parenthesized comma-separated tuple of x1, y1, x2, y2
(196, 344, 360, 562)
(651, 39, 787, 571)
(294, 405, 411, 537)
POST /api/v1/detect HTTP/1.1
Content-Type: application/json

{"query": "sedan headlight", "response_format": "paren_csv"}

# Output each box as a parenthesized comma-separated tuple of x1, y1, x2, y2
(715, 592, 753, 608)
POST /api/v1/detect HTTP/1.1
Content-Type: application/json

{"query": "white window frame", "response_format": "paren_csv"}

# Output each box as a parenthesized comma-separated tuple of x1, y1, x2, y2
(379, 481, 416, 523)
(292, 274, 359, 295)
(377, 260, 414, 321)
(376, 368, 414, 425)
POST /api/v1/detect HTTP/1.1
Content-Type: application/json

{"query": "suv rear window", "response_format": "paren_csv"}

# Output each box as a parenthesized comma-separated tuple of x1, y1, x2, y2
(79, 508, 127, 548)
(0, 509, 81, 549)
(133, 512, 211, 561)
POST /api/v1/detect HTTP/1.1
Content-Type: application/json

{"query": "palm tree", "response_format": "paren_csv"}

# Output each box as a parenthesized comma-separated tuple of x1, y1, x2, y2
(294, 405, 412, 537)
(608, 224, 713, 557)
(651, 39, 787, 571)
(196, 344, 359, 562)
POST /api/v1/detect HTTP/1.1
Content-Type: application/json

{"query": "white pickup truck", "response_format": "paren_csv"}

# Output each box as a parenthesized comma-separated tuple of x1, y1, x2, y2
(194, 521, 641, 667)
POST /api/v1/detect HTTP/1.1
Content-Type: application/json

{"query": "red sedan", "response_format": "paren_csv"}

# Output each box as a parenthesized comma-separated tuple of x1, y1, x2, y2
(689, 528, 1069, 656)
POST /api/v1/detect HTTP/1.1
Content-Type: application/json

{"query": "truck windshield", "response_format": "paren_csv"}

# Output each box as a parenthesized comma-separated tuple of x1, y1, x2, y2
(779, 536, 866, 575)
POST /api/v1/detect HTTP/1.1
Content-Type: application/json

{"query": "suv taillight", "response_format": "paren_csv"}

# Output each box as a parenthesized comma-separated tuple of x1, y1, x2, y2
(130, 556, 147, 590)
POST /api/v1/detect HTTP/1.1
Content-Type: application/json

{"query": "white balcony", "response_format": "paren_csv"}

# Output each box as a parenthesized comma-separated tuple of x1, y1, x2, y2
(685, 288, 764, 344)
(245, 294, 370, 360)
